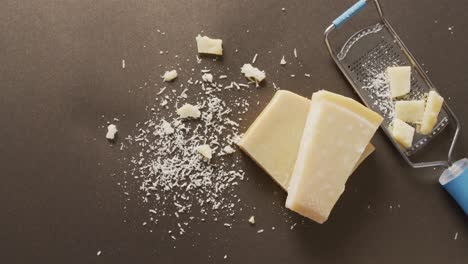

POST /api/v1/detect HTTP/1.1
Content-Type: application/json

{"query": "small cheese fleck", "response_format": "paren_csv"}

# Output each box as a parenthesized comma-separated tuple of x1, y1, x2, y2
(121, 59, 125, 69)
(394, 100, 425, 123)
(248, 216, 255, 224)
(257, 229, 264, 233)
(177, 104, 201, 119)
(97, 251, 102, 256)
(280, 56, 286, 65)
(161, 120, 174, 135)
(420, 91, 444, 135)
(252, 53, 258, 64)
(293, 48, 297, 58)
(223, 145, 236, 154)
(241, 64, 266, 83)
(195, 35, 223, 55)
(106, 124, 118, 140)
(392, 119, 415, 148)
(196, 144, 212, 160)
(162, 70, 178, 82)
(388, 66, 411, 98)
(202, 73, 214, 83)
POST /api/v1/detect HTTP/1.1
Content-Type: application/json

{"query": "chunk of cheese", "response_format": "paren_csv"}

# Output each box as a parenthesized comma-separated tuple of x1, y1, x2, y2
(394, 100, 425, 123)
(177, 104, 201, 119)
(106, 124, 118, 140)
(241, 64, 266, 83)
(196, 144, 212, 160)
(286, 90, 383, 224)
(420, 91, 444, 135)
(392, 119, 415, 148)
(238, 90, 375, 190)
(162, 70, 178, 82)
(388, 66, 411, 98)
(195, 35, 223, 55)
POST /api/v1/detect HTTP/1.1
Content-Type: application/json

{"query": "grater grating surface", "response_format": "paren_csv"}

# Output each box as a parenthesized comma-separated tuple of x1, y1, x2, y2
(335, 22, 449, 156)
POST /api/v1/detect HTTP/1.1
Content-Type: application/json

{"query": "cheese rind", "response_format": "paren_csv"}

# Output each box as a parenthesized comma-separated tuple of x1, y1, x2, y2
(195, 35, 223, 55)
(392, 119, 415, 148)
(286, 90, 383, 224)
(420, 91, 444, 135)
(388, 66, 411, 98)
(394, 100, 425, 123)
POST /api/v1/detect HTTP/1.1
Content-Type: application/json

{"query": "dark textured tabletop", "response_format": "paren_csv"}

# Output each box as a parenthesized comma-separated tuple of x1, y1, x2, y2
(1, 0, 467, 263)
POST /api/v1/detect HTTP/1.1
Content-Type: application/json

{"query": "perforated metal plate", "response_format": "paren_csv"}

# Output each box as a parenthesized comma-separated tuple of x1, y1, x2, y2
(336, 22, 448, 156)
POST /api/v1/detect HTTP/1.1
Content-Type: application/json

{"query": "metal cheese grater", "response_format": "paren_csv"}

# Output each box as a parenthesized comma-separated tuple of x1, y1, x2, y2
(324, 0, 468, 215)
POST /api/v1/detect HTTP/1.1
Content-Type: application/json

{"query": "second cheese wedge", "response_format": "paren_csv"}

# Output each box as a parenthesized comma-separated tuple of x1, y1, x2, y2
(286, 90, 383, 224)
(238, 90, 375, 190)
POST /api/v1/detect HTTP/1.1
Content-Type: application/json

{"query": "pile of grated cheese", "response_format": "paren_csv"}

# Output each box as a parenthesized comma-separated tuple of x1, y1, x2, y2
(118, 58, 258, 238)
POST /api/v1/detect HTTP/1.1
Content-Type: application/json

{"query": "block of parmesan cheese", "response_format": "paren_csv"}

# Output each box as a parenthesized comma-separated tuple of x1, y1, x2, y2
(286, 90, 383, 224)
(238, 90, 375, 190)
(420, 91, 444, 135)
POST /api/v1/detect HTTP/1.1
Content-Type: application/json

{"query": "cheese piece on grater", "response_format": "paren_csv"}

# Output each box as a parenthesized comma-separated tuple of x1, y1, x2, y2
(238, 90, 375, 190)
(420, 91, 444, 135)
(286, 90, 383, 224)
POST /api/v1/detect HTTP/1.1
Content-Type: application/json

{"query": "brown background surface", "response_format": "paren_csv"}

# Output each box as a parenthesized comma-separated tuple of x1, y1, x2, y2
(1, 0, 467, 263)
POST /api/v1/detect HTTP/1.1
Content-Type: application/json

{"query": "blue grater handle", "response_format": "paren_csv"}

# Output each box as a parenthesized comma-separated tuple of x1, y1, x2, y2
(440, 159, 468, 215)
(332, 0, 367, 28)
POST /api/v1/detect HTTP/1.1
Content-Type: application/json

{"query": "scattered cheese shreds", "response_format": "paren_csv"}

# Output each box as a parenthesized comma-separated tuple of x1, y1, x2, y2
(163, 70, 178, 82)
(241, 64, 266, 83)
(196, 144, 213, 160)
(196, 35, 223, 55)
(248, 216, 255, 224)
(177, 104, 201, 119)
(106, 124, 118, 140)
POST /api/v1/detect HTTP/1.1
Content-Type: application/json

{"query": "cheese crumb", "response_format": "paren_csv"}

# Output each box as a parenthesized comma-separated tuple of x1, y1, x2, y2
(202, 73, 214, 83)
(196, 144, 212, 160)
(195, 35, 223, 55)
(248, 216, 255, 224)
(257, 229, 264, 233)
(177, 104, 201, 119)
(162, 70, 178, 82)
(280, 56, 286, 65)
(161, 120, 174, 135)
(96, 251, 102, 256)
(223, 145, 236, 154)
(293, 48, 297, 58)
(106, 124, 118, 140)
(121, 59, 125, 69)
(241, 64, 266, 83)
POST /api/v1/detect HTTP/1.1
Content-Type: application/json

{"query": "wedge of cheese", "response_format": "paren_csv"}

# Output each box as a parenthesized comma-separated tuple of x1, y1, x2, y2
(286, 90, 383, 224)
(394, 100, 425, 123)
(420, 91, 444, 135)
(238, 90, 375, 190)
